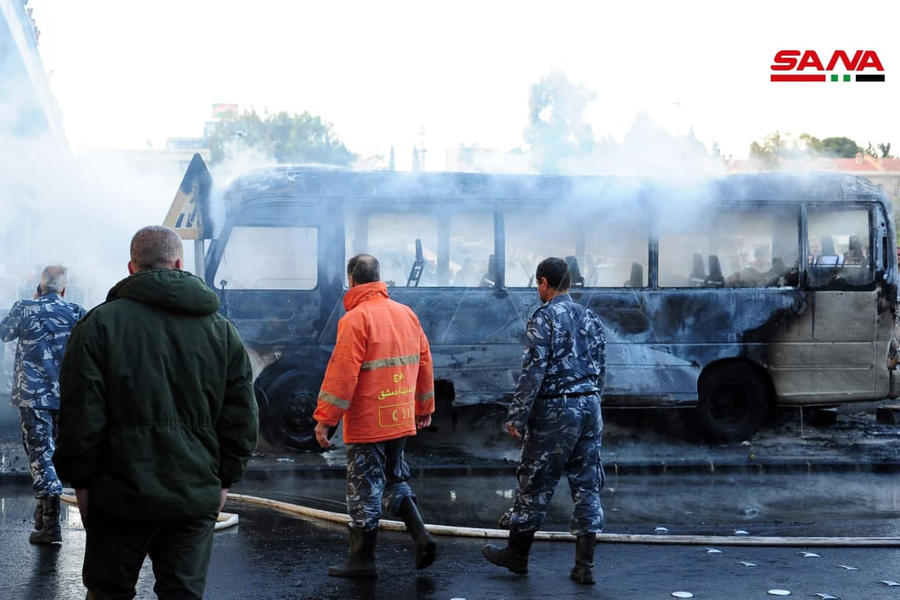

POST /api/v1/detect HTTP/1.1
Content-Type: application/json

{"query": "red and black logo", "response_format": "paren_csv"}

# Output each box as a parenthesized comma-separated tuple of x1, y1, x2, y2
(771, 50, 884, 82)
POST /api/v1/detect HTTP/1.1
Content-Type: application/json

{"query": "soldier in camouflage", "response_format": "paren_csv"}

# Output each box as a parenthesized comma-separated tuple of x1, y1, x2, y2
(483, 257, 606, 585)
(0, 265, 85, 544)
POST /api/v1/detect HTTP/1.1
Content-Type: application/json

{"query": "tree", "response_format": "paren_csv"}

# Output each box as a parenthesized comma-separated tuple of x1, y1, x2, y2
(749, 131, 788, 169)
(523, 71, 596, 173)
(207, 110, 356, 166)
(820, 136, 860, 158)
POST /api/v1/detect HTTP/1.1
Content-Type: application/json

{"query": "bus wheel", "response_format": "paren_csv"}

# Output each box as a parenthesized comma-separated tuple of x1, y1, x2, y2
(697, 364, 768, 442)
(257, 370, 321, 451)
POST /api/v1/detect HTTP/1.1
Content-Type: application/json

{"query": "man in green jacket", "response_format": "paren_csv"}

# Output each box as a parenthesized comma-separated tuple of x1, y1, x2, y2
(54, 225, 258, 600)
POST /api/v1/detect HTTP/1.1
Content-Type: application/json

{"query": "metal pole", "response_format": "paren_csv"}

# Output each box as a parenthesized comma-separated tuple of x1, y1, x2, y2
(194, 239, 206, 282)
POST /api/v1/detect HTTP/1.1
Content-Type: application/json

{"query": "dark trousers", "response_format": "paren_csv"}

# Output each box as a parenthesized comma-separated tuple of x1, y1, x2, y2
(346, 437, 416, 531)
(509, 394, 605, 535)
(83, 512, 216, 600)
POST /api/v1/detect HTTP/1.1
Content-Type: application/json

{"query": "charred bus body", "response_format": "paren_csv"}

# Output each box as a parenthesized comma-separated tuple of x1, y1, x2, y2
(184, 161, 900, 450)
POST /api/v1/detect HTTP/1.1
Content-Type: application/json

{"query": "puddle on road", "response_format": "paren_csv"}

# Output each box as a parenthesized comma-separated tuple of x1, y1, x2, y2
(234, 469, 900, 538)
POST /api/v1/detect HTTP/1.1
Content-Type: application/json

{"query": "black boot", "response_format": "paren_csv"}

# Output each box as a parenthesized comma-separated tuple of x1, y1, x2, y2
(570, 534, 596, 584)
(29, 496, 61, 545)
(32, 500, 43, 531)
(481, 528, 535, 574)
(397, 497, 436, 569)
(328, 526, 378, 578)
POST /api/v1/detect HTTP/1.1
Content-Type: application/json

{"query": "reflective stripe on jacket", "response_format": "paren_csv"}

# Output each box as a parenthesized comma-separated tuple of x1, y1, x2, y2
(313, 281, 435, 444)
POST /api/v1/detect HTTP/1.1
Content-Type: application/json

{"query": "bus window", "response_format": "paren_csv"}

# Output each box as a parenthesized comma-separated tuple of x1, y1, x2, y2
(583, 224, 648, 287)
(505, 211, 575, 287)
(807, 208, 873, 287)
(347, 213, 438, 287)
(215, 226, 318, 290)
(659, 208, 799, 288)
(448, 213, 493, 287)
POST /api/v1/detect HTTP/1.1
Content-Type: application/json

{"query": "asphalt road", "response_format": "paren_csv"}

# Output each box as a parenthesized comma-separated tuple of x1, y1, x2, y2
(1, 483, 899, 600)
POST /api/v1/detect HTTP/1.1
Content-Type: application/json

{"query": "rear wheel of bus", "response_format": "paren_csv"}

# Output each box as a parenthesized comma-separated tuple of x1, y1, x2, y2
(697, 363, 769, 442)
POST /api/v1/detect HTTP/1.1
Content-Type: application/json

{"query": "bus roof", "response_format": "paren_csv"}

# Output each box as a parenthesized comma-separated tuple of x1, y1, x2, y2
(221, 168, 890, 210)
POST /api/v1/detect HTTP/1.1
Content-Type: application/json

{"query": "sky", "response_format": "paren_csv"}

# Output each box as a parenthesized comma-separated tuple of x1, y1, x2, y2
(25, 0, 900, 169)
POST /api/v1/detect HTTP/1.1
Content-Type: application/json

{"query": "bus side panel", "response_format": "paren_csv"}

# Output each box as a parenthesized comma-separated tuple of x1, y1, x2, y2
(374, 288, 532, 406)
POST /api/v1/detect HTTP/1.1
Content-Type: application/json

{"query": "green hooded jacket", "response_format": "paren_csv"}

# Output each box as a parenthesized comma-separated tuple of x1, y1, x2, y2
(54, 269, 258, 522)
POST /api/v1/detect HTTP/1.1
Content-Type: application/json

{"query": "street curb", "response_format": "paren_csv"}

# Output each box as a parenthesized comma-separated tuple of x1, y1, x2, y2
(241, 459, 900, 479)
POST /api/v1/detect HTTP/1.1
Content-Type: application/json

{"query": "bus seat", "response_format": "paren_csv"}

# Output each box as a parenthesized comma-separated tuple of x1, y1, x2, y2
(766, 257, 787, 286)
(706, 255, 725, 287)
(406, 239, 425, 287)
(689, 253, 706, 286)
(843, 235, 866, 265)
(625, 262, 643, 288)
(565, 256, 585, 287)
(821, 235, 836, 256)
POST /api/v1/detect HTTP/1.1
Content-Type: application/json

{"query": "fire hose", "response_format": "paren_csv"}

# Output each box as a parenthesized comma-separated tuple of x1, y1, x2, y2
(61, 491, 900, 546)
(224, 493, 900, 548)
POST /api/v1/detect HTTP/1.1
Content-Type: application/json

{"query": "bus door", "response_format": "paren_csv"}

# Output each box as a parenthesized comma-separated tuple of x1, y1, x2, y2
(801, 205, 877, 400)
(208, 201, 344, 370)
(343, 206, 522, 407)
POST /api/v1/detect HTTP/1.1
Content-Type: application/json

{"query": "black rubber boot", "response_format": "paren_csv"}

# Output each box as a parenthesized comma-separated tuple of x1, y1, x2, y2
(570, 534, 596, 584)
(397, 497, 436, 569)
(328, 526, 378, 578)
(481, 528, 535, 574)
(32, 500, 43, 531)
(29, 496, 61, 545)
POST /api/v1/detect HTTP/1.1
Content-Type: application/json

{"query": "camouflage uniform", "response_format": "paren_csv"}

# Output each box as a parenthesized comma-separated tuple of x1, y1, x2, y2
(505, 293, 606, 536)
(346, 437, 416, 531)
(0, 294, 86, 498)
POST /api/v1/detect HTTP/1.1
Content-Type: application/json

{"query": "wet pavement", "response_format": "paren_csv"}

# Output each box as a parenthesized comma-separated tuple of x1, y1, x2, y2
(1, 483, 899, 599)
(2, 404, 900, 598)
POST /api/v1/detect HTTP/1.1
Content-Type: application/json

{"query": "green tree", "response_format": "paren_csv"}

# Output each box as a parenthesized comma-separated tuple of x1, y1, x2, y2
(749, 131, 788, 169)
(207, 110, 356, 166)
(799, 133, 824, 154)
(523, 71, 596, 173)
(820, 136, 860, 158)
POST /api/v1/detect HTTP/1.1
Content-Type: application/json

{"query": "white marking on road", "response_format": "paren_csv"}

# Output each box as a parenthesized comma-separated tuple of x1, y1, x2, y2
(879, 581, 900, 586)
(671, 592, 694, 598)
(705, 548, 722, 553)
(837, 565, 858, 570)
(800, 552, 820, 558)
(767, 590, 791, 596)
(738, 561, 756, 567)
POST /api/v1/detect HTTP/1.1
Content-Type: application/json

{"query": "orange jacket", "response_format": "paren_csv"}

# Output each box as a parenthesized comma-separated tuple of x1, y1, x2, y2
(313, 281, 435, 444)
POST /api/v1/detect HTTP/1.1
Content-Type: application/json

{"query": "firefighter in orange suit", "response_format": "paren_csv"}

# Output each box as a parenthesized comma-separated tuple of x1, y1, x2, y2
(314, 253, 436, 578)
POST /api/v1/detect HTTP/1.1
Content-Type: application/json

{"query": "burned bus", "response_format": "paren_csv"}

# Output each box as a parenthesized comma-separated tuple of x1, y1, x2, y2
(175, 159, 900, 450)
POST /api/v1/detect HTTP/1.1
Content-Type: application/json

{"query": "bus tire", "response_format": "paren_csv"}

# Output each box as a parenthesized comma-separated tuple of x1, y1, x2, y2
(697, 364, 768, 442)
(257, 369, 321, 451)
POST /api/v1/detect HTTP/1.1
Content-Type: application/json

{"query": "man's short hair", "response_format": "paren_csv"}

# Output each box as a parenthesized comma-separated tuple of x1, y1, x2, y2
(347, 254, 380, 284)
(536, 257, 571, 291)
(40, 265, 68, 294)
(130, 226, 184, 271)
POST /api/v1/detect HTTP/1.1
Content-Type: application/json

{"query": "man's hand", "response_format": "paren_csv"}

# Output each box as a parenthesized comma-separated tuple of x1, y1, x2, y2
(506, 423, 522, 441)
(416, 414, 432, 430)
(314, 422, 332, 449)
(218, 488, 229, 514)
(75, 488, 89, 519)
